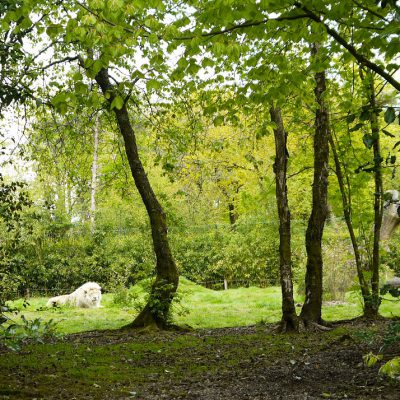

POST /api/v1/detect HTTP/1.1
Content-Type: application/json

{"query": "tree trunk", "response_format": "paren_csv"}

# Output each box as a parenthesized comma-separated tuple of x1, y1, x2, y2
(269, 102, 299, 332)
(363, 71, 383, 318)
(221, 185, 240, 228)
(64, 178, 71, 216)
(95, 68, 179, 329)
(90, 114, 99, 231)
(329, 134, 371, 303)
(228, 201, 237, 226)
(300, 44, 330, 325)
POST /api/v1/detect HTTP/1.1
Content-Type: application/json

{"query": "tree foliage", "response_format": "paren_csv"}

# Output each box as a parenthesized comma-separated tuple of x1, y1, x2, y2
(0, 0, 399, 332)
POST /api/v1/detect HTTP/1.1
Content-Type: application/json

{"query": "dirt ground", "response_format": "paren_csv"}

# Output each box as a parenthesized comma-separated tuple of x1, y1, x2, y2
(1, 320, 399, 400)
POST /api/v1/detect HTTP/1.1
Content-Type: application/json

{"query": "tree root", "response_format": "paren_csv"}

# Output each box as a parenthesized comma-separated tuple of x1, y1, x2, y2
(120, 305, 192, 333)
(307, 321, 332, 331)
(328, 314, 387, 327)
(271, 316, 334, 333)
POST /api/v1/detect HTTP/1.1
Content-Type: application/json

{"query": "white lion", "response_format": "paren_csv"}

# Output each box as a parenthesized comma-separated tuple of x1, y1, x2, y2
(46, 282, 102, 308)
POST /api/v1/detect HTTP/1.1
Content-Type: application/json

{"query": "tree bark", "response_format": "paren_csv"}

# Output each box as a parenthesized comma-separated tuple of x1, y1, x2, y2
(221, 185, 240, 228)
(300, 44, 330, 325)
(94, 67, 179, 329)
(228, 201, 237, 226)
(90, 114, 99, 231)
(269, 102, 299, 332)
(363, 71, 383, 318)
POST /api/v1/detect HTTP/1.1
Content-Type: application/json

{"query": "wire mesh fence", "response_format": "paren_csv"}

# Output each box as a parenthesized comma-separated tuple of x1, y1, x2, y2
(39, 218, 310, 243)
(8, 278, 274, 300)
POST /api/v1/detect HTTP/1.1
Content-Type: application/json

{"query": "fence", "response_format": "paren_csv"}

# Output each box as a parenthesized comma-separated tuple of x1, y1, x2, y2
(8, 278, 274, 300)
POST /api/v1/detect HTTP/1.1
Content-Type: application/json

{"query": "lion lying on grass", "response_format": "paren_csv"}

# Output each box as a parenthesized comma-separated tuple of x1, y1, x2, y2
(46, 282, 102, 308)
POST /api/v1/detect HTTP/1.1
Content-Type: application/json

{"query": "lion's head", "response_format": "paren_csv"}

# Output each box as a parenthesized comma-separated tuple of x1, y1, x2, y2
(74, 282, 102, 308)
(83, 287, 102, 305)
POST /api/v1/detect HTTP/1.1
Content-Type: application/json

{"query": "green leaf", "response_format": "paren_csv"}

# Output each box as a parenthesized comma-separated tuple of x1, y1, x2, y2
(110, 95, 124, 110)
(201, 58, 214, 68)
(363, 133, 375, 149)
(349, 123, 364, 132)
(187, 62, 200, 75)
(387, 63, 399, 71)
(75, 81, 88, 94)
(92, 59, 103, 75)
(384, 107, 396, 124)
(213, 42, 226, 56)
(359, 108, 370, 122)
(89, 0, 104, 8)
(146, 79, 162, 91)
(46, 24, 63, 37)
(72, 72, 83, 81)
(363, 352, 382, 368)
(51, 92, 67, 106)
(109, 0, 124, 8)
(227, 43, 241, 60)
(148, 33, 159, 44)
(213, 115, 224, 126)
(177, 57, 189, 70)
(379, 357, 400, 378)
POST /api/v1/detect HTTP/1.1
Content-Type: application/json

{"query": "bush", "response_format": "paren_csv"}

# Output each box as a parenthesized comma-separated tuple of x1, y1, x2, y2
(0, 302, 60, 351)
(382, 238, 400, 276)
(171, 222, 285, 286)
(111, 285, 141, 308)
(0, 209, 156, 297)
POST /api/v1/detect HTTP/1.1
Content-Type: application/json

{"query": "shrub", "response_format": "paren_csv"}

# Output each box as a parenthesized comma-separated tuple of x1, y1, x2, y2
(0, 302, 60, 351)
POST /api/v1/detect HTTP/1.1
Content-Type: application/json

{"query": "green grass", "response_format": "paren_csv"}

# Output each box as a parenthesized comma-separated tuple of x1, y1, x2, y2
(5, 277, 400, 334)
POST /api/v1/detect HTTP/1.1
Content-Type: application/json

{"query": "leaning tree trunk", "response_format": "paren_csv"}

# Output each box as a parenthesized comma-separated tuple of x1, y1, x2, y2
(269, 103, 299, 332)
(95, 67, 179, 329)
(300, 44, 330, 326)
(329, 134, 371, 304)
(363, 70, 383, 319)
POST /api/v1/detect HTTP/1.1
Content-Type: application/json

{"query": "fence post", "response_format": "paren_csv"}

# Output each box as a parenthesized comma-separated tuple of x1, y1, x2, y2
(223, 278, 228, 290)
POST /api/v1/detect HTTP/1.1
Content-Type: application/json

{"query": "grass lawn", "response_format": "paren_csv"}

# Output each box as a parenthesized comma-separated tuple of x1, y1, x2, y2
(6, 277, 400, 334)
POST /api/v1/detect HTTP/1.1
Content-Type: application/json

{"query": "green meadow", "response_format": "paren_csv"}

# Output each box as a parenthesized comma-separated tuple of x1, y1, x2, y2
(7, 278, 400, 334)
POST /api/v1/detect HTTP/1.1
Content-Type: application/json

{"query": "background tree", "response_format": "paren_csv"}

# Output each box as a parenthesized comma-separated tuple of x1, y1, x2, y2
(300, 42, 330, 327)
(0, 0, 399, 333)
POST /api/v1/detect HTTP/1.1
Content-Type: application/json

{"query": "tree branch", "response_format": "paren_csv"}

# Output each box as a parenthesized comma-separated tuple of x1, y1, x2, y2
(294, 2, 400, 92)
(287, 166, 313, 179)
(40, 55, 80, 70)
(75, 0, 149, 35)
(352, 0, 388, 21)
(179, 14, 310, 40)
